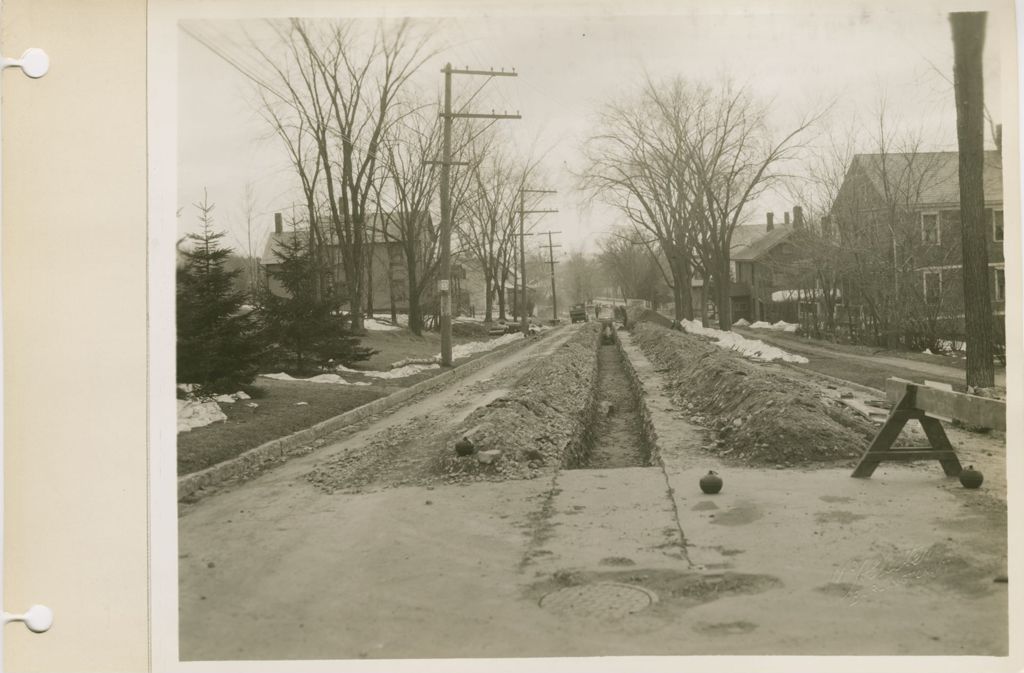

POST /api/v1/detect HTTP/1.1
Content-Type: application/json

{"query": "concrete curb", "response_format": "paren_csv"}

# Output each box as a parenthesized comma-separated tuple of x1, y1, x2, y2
(178, 329, 556, 501)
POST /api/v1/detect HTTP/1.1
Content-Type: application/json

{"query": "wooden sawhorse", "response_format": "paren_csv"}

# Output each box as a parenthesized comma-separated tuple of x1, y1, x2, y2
(851, 377, 1006, 478)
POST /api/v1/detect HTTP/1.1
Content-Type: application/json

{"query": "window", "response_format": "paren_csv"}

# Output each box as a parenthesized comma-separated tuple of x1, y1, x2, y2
(921, 212, 940, 245)
(993, 209, 1004, 242)
(923, 270, 942, 304)
(994, 267, 1005, 302)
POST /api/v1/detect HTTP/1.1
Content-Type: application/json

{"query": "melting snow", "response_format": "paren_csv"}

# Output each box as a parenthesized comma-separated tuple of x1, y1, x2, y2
(680, 320, 809, 363)
(177, 399, 227, 433)
(260, 372, 371, 385)
(262, 333, 523, 383)
(364, 318, 402, 331)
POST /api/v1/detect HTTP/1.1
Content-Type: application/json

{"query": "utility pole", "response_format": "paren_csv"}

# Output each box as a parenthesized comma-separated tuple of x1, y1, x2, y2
(950, 13, 995, 388)
(539, 230, 562, 322)
(438, 64, 520, 365)
(518, 189, 557, 336)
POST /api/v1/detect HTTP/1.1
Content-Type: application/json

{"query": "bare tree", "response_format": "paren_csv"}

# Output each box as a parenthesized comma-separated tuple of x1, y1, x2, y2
(829, 103, 959, 347)
(598, 226, 667, 306)
(373, 108, 443, 335)
(561, 250, 599, 305)
(581, 77, 699, 321)
(458, 134, 539, 322)
(252, 18, 435, 330)
(686, 81, 819, 328)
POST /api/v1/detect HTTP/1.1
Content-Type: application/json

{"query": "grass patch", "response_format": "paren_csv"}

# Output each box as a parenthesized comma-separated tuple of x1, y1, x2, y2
(177, 378, 398, 475)
(178, 328, 521, 476)
(348, 330, 480, 370)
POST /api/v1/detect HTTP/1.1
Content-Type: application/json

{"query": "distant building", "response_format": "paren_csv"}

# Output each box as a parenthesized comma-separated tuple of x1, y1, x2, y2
(691, 210, 803, 323)
(261, 210, 468, 315)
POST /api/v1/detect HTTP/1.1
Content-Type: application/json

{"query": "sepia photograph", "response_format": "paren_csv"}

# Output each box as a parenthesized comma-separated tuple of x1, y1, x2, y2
(158, 0, 1015, 665)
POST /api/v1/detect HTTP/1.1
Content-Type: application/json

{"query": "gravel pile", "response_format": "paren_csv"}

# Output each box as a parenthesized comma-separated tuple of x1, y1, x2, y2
(433, 323, 602, 481)
(630, 321, 876, 466)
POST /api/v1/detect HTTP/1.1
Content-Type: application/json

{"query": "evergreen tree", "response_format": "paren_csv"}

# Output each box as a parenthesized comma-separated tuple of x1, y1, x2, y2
(177, 193, 261, 394)
(260, 222, 375, 374)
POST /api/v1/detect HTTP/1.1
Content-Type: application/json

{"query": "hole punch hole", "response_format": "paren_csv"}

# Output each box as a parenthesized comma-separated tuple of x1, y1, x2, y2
(3, 605, 54, 633)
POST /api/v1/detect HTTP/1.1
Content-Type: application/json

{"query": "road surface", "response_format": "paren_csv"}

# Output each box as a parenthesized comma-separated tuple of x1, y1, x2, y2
(178, 326, 1008, 660)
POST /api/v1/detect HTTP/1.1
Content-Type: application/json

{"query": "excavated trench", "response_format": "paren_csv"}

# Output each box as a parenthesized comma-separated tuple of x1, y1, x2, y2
(569, 323, 653, 469)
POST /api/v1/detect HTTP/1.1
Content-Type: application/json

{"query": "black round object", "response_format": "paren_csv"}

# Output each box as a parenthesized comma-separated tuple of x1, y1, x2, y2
(959, 465, 984, 489)
(454, 437, 475, 457)
(700, 470, 723, 494)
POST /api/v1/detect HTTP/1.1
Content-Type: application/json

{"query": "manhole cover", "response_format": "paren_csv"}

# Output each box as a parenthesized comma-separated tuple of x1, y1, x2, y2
(539, 582, 657, 619)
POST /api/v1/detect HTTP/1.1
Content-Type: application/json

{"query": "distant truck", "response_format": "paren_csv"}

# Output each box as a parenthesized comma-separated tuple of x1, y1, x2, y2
(569, 304, 589, 323)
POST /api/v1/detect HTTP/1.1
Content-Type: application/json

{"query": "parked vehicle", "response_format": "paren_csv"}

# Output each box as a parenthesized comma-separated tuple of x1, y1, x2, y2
(569, 304, 588, 323)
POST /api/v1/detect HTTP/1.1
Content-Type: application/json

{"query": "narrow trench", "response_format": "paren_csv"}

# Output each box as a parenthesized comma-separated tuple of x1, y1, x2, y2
(573, 329, 652, 469)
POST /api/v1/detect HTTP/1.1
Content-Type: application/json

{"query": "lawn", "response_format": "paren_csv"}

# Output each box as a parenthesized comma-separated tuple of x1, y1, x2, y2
(177, 327, 516, 476)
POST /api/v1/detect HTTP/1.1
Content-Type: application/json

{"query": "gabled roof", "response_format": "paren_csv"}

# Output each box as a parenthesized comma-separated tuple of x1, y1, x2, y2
(849, 150, 1002, 206)
(730, 224, 793, 261)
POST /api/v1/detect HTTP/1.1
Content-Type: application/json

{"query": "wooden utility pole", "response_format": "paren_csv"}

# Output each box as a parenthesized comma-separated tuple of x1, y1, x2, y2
(518, 189, 558, 335)
(438, 64, 520, 365)
(950, 12, 995, 388)
(539, 230, 562, 321)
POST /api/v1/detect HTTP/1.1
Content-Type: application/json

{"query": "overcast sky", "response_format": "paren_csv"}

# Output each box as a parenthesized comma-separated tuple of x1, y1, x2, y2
(177, 6, 1003, 259)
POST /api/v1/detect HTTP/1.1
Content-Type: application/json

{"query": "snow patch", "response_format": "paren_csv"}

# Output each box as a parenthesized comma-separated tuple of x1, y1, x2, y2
(732, 318, 751, 327)
(364, 318, 402, 331)
(680, 319, 809, 363)
(177, 399, 227, 433)
(747, 320, 798, 332)
(259, 372, 371, 385)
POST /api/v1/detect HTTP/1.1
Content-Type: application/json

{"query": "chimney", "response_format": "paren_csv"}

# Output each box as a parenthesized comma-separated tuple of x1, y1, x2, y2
(793, 205, 804, 230)
(784, 211, 791, 226)
(996, 123, 1003, 154)
(766, 212, 774, 232)
(274, 212, 283, 234)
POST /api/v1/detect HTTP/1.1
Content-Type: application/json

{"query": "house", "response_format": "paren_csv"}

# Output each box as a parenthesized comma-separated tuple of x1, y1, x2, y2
(831, 150, 1005, 325)
(261, 210, 469, 316)
(691, 210, 803, 322)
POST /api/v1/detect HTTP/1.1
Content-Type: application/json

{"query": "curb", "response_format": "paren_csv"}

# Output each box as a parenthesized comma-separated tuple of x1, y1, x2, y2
(178, 328, 557, 501)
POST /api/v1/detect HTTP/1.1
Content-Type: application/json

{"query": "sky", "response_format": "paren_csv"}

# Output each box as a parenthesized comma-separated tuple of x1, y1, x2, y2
(176, 5, 1004, 260)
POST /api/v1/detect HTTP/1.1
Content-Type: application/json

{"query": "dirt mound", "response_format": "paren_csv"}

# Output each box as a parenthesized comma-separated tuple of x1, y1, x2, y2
(434, 323, 602, 480)
(631, 322, 875, 466)
(626, 306, 672, 329)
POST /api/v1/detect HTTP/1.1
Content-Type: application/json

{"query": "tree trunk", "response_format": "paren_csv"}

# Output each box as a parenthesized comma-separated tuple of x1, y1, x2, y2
(365, 245, 375, 319)
(700, 284, 709, 327)
(716, 263, 733, 330)
(951, 12, 995, 387)
(407, 252, 422, 336)
(484, 274, 494, 323)
(671, 283, 684, 322)
(497, 274, 507, 321)
(679, 256, 694, 320)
